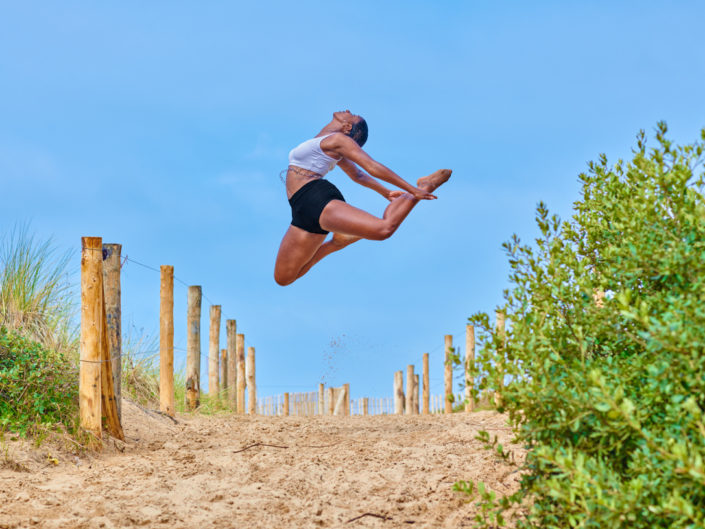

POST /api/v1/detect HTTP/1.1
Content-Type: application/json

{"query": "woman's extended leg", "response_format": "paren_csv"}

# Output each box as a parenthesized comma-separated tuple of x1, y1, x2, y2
(319, 169, 451, 239)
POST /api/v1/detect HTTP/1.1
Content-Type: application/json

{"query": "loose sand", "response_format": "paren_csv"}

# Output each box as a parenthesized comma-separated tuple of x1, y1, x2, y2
(0, 400, 524, 528)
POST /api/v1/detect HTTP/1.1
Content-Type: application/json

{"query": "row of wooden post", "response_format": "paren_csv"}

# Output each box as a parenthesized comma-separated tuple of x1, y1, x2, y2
(162, 270, 256, 415)
(80, 237, 260, 440)
(253, 390, 466, 416)
(80, 236, 508, 439)
(252, 310, 505, 416)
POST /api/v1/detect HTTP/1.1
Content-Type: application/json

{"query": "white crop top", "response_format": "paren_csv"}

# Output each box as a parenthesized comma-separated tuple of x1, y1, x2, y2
(288, 133, 342, 177)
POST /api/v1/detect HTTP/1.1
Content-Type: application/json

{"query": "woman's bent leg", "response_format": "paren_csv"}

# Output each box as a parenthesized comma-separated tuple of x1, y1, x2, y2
(274, 225, 327, 285)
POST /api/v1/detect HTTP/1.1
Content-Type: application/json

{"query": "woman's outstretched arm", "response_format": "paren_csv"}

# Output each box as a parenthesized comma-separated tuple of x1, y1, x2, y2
(337, 158, 403, 201)
(322, 133, 436, 200)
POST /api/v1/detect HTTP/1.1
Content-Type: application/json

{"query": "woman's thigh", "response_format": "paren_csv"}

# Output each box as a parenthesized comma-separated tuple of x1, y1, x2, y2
(319, 200, 386, 240)
(274, 225, 327, 284)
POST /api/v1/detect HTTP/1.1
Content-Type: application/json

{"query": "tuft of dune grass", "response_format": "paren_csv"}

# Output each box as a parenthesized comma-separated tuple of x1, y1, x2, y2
(0, 223, 76, 356)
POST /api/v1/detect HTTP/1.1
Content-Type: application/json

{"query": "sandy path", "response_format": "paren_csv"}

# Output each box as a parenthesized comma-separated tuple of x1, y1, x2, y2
(0, 401, 523, 528)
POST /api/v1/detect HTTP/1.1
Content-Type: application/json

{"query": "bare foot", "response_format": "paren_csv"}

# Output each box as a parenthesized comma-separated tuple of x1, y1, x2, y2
(331, 232, 361, 248)
(417, 169, 452, 192)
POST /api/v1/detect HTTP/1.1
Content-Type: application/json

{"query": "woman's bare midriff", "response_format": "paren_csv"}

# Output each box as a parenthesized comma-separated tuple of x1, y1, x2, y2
(286, 165, 324, 199)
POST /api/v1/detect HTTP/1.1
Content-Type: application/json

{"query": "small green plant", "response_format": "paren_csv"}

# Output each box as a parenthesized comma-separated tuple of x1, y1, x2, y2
(474, 430, 514, 464)
(0, 326, 79, 437)
(454, 479, 517, 527)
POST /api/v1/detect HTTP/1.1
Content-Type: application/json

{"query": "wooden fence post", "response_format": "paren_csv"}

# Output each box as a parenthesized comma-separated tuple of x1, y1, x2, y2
(405, 365, 414, 415)
(343, 383, 350, 416)
(333, 386, 346, 416)
(284, 393, 290, 416)
(186, 286, 202, 410)
(394, 371, 404, 415)
(247, 346, 256, 414)
(99, 276, 123, 439)
(220, 348, 228, 399)
(102, 243, 122, 421)
(414, 374, 420, 414)
(80, 237, 123, 440)
(208, 305, 221, 399)
(444, 335, 453, 414)
(159, 266, 174, 416)
(318, 383, 324, 415)
(80, 237, 103, 436)
(422, 352, 430, 415)
(226, 320, 237, 410)
(362, 397, 369, 416)
(327, 387, 334, 415)
(236, 333, 246, 413)
(465, 324, 475, 412)
(495, 311, 505, 407)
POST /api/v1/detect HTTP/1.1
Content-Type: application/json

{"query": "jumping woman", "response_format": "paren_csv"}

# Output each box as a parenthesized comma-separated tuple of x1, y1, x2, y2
(274, 110, 452, 285)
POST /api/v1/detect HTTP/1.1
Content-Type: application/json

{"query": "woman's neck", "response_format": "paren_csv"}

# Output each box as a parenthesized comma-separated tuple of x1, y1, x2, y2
(317, 121, 344, 137)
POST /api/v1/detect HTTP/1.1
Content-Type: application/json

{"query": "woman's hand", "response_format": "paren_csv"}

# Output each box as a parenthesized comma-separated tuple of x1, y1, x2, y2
(386, 190, 404, 201)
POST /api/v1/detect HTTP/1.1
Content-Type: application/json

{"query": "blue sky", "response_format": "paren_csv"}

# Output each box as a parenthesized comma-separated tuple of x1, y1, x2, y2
(1, 1, 704, 401)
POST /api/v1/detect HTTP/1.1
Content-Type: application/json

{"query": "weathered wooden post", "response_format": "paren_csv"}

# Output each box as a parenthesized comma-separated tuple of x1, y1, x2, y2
(102, 243, 122, 421)
(343, 383, 350, 416)
(80, 237, 123, 440)
(99, 286, 123, 440)
(226, 320, 237, 409)
(362, 397, 369, 416)
(220, 348, 228, 399)
(444, 334, 453, 414)
(236, 333, 246, 413)
(327, 387, 334, 415)
(405, 365, 415, 415)
(394, 371, 404, 415)
(186, 286, 202, 410)
(284, 393, 290, 416)
(247, 346, 256, 414)
(465, 324, 475, 412)
(159, 265, 175, 416)
(333, 386, 346, 416)
(414, 374, 420, 414)
(318, 383, 325, 415)
(80, 237, 103, 436)
(495, 311, 505, 407)
(422, 352, 430, 415)
(208, 305, 221, 399)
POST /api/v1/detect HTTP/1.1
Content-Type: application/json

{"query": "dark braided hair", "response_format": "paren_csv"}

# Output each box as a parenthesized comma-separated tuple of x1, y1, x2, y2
(347, 118, 368, 147)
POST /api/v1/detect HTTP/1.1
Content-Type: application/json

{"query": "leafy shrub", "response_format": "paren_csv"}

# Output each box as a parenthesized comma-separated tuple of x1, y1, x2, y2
(0, 326, 78, 436)
(465, 123, 705, 527)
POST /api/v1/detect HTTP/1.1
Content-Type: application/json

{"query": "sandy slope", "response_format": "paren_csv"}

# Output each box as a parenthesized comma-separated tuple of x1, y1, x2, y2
(0, 401, 524, 529)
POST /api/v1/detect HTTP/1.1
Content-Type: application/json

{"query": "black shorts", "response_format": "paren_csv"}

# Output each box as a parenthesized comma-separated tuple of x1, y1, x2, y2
(289, 179, 345, 234)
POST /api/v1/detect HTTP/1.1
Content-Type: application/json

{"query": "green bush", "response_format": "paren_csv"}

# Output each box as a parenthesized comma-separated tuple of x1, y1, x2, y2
(465, 123, 705, 528)
(0, 326, 79, 436)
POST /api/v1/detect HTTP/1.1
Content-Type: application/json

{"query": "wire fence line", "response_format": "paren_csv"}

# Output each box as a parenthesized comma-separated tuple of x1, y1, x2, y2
(75, 242, 485, 411)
